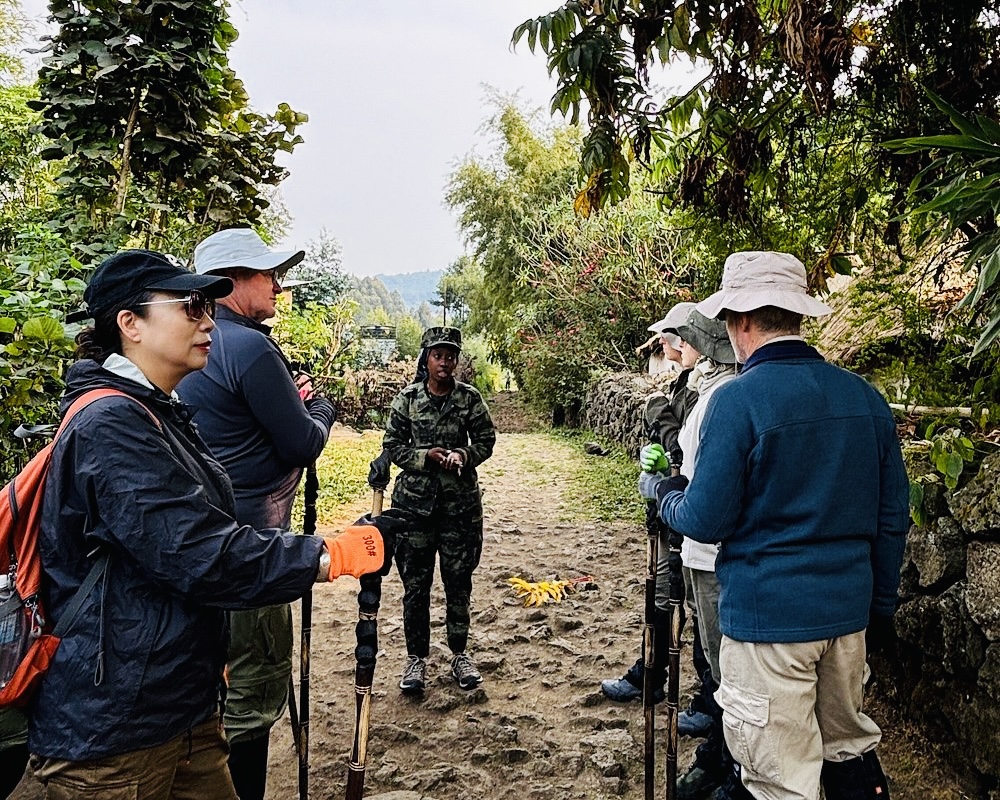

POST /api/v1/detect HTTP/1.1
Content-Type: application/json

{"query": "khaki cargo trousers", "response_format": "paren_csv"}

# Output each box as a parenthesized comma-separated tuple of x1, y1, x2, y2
(30, 716, 237, 800)
(717, 631, 882, 800)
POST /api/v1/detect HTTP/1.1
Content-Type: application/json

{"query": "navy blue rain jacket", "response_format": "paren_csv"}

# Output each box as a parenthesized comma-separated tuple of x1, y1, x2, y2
(29, 360, 324, 760)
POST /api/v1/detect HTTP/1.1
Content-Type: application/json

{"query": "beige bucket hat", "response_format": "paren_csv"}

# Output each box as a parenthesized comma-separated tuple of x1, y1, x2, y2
(696, 251, 833, 319)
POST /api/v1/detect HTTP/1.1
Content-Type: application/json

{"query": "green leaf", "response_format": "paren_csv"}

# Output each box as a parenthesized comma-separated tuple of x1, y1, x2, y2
(944, 451, 964, 482)
(21, 316, 65, 341)
(830, 254, 853, 275)
(0, 318, 15, 334)
(908, 481, 925, 525)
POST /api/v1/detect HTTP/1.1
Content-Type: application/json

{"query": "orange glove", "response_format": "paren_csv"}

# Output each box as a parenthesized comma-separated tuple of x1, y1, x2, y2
(322, 525, 386, 580)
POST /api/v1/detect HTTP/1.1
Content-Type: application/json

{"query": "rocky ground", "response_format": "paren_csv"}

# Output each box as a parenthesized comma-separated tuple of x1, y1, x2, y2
(10, 394, 972, 799)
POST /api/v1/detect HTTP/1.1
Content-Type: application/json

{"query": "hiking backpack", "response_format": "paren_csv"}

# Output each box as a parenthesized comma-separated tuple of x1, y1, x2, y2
(0, 389, 153, 707)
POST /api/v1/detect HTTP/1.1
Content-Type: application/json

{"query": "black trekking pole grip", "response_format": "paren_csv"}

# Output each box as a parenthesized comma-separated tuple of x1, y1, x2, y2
(345, 467, 389, 800)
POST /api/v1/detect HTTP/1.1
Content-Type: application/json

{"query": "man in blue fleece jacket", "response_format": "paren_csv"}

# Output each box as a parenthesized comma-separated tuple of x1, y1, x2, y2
(641, 251, 910, 800)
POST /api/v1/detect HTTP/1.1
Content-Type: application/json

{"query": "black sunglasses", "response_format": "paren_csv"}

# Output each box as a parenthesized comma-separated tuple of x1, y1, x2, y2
(138, 289, 216, 321)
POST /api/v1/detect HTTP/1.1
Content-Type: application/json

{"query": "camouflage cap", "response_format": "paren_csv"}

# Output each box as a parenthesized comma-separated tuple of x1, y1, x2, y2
(421, 326, 462, 351)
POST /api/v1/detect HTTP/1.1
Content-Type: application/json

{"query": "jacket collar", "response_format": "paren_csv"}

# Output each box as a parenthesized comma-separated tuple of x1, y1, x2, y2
(216, 304, 272, 335)
(740, 339, 824, 374)
(61, 359, 192, 422)
(102, 353, 180, 400)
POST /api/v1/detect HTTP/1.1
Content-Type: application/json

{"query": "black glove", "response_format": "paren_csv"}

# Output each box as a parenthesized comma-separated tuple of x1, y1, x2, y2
(367, 448, 392, 491)
(355, 508, 411, 575)
(654, 473, 689, 506)
(865, 613, 896, 656)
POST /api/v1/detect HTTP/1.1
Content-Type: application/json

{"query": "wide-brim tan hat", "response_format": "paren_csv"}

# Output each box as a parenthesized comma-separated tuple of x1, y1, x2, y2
(696, 251, 833, 319)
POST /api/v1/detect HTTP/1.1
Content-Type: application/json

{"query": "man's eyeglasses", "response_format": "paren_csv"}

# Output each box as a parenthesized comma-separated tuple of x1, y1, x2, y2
(260, 269, 284, 288)
(138, 290, 216, 321)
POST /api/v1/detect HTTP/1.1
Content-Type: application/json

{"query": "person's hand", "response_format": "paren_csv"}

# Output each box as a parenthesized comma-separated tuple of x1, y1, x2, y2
(427, 447, 449, 468)
(639, 443, 669, 473)
(865, 613, 896, 657)
(442, 450, 465, 472)
(294, 371, 315, 402)
(368, 449, 392, 491)
(639, 472, 689, 502)
(322, 509, 408, 580)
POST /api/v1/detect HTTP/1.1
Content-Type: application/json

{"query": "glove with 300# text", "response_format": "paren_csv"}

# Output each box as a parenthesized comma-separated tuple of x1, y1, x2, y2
(321, 509, 410, 580)
(638, 472, 689, 503)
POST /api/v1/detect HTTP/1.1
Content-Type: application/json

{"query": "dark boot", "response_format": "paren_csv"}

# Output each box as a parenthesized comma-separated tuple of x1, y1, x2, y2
(677, 764, 724, 800)
(821, 751, 890, 800)
(712, 760, 755, 800)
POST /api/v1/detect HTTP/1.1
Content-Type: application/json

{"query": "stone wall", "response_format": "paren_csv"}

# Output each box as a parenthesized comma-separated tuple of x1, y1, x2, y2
(584, 371, 1000, 791)
(897, 451, 1000, 788)
(582, 371, 678, 456)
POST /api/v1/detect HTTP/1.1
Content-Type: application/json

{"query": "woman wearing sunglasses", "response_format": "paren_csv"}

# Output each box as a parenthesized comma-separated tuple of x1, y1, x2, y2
(27, 250, 397, 800)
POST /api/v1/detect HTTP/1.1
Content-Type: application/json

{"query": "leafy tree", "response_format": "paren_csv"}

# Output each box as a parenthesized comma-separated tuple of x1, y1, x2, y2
(435, 256, 484, 330)
(271, 299, 358, 397)
(0, 226, 86, 474)
(414, 301, 438, 329)
(349, 276, 410, 323)
(887, 93, 1000, 354)
(395, 315, 424, 359)
(287, 227, 350, 308)
(447, 100, 715, 409)
(29, 0, 307, 256)
(513, 1, 1000, 238)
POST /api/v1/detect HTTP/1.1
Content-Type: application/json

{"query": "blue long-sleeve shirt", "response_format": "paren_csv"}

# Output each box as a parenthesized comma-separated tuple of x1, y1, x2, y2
(177, 306, 333, 499)
(659, 340, 910, 644)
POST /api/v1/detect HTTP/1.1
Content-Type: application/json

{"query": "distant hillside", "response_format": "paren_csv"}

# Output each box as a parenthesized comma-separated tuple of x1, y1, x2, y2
(375, 270, 443, 308)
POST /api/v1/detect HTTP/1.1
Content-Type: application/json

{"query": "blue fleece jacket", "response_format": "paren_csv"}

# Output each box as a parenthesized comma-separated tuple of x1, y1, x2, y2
(659, 340, 910, 644)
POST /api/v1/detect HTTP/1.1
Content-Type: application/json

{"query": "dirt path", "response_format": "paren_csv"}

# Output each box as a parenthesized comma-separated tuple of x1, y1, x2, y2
(265, 430, 683, 800)
(10, 425, 968, 799)
(261, 431, 965, 800)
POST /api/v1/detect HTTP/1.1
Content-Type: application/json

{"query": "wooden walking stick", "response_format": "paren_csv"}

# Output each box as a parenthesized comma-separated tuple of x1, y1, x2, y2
(345, 453, 389, 800)
(664, 456, 684, 800)
(297, 462, 319, 800)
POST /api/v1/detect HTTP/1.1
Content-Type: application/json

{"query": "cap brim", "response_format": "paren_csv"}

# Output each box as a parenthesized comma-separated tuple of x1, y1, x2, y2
(201, 249, 305, 274)
(696, 289, 833, 319)
(647, 316, 671, 333)
(424, 341, 461, 351)
(661, 332, 681, 350)
(148, 273, 234, 299)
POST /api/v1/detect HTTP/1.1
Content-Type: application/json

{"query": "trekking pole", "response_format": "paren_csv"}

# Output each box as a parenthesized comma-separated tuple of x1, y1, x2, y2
(664, 456, 684, 800)
(298, 462, 319, 800)
(643, 496, 659, 800)
(345, 457, 388, 800)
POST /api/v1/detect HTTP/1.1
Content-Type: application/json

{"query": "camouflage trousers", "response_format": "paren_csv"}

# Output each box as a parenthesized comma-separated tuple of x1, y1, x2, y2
(394, 509, 483, 658)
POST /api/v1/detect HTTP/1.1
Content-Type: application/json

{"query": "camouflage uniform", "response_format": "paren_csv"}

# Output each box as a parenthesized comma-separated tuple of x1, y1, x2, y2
(383, 376, 496, 658)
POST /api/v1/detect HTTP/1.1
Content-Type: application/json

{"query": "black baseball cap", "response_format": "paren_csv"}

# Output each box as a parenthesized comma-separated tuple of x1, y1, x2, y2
(67, 250, 233, 322)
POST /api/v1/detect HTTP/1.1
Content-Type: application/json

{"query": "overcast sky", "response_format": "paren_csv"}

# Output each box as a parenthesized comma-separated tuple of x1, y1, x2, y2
(17, 2, 696, 277)
(226, 1, 572, 276)
(19, 1, 565, 276)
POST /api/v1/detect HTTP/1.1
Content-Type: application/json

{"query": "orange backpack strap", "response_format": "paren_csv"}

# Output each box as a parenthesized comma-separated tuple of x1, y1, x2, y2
(57, 388, 161, 438)
(4, 389, 159, 601)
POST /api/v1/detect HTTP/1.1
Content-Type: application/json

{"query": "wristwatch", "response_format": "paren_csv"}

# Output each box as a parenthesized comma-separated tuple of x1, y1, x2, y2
(316, 545, 331, 582)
